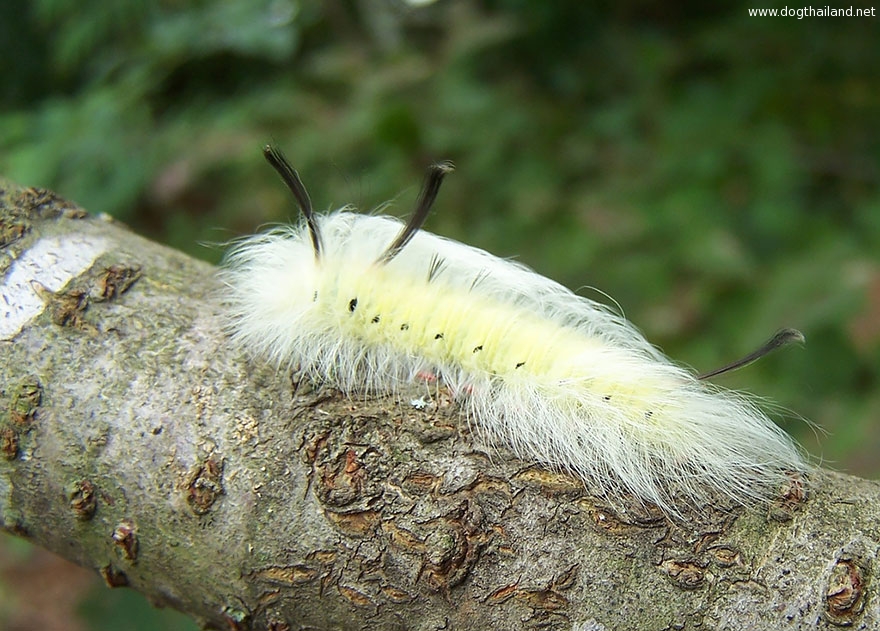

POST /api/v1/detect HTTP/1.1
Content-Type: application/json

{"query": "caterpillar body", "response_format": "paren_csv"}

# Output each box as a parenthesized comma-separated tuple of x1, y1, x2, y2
(222, 145, 806, 515)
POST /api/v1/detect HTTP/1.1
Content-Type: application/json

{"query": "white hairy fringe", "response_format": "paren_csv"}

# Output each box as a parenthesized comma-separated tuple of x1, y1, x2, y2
(221, 212, 806, 515)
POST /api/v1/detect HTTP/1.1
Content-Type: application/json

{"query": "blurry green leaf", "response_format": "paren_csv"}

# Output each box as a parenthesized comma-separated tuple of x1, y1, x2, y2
(151, 0, 301, 61)
(78, 586, 198, 631)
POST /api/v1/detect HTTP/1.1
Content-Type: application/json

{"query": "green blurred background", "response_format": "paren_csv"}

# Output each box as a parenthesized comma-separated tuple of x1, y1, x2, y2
(1, 0, 878, 628)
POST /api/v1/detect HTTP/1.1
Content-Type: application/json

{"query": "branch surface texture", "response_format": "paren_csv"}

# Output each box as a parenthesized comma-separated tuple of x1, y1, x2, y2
(0, 180, 877, 630)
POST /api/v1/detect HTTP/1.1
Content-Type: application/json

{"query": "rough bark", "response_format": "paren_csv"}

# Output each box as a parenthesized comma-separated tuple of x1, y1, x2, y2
(0, 179, 877, 631)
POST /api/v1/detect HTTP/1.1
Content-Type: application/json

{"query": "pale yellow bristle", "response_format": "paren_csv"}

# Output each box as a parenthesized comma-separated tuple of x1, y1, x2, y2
(221, 210, 807, 516)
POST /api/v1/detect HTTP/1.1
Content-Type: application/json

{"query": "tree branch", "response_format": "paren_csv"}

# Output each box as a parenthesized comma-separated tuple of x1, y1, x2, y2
(0, 179, 877, 630)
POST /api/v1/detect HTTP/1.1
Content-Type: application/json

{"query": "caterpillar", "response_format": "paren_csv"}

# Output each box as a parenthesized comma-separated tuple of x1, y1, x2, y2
(221, 145, 807, 515)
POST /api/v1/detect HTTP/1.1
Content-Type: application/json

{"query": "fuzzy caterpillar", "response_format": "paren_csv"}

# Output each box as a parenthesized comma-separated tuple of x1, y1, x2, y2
(221, 145, 807, 515)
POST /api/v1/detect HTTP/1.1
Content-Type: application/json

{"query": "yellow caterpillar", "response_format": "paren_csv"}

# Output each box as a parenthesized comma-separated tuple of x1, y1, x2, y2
(221, 145, 807, 515)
